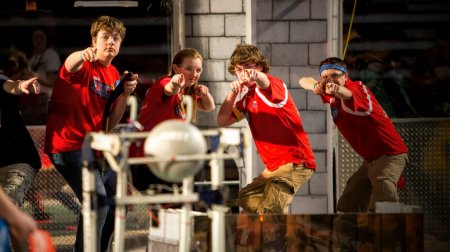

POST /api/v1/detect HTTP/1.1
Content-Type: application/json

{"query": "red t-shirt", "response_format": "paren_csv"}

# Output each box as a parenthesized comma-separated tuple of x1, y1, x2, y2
(234, 75, 316, 171)
(45, 61, 120, 153)
(321, 79, 408, 161)
(129, 76, 187, 157)
(138, 76, 186, 131)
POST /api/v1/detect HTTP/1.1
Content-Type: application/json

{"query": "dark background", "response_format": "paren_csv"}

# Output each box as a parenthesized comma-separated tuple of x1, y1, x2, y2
(0, 0, 172, 97)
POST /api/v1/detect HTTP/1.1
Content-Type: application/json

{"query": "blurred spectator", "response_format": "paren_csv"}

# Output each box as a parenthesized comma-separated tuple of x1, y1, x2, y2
(344, 30, 419, 117)
(411, 34, 450, 116)
(5, 51, 33, 81)
(28, 29, 61, 97)
(6, 50, 48, 125)
(356, 51, 419, 118)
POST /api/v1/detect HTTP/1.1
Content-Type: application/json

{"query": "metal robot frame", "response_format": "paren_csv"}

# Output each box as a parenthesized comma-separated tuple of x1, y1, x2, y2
(81, 97, 248, 252)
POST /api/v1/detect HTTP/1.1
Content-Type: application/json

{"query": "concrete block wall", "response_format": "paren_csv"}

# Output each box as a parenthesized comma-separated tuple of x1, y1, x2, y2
(256, 0, 330, 214)
(186, 0, 331, 214)
(185, 0, 246, 128)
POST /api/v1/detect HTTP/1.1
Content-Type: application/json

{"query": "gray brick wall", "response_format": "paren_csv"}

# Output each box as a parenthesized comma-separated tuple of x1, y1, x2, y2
(254, 0, 329, 214)
(185, 0, 246, 111)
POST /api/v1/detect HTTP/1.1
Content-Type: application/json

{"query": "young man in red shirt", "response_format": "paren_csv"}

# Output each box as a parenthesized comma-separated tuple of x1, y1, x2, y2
(45, 16, 138, 251)
(217, 44, 316, 215)
(300, 57, 408, 212)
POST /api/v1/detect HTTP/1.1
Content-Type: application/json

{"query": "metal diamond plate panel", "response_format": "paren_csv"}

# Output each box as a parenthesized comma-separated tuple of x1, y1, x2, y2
(337, 118, 450, 240)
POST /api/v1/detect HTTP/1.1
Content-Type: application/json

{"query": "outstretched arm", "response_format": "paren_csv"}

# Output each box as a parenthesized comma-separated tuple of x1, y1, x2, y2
(299, 77, 323, 94)
(299, 76, 352, 100)
(164, 74, 186, 96)
(3, 77, 41, 95)
(217, 80, 245, 127)
(324, 82, 353, 100)
(0, 186, 37, 251)
(65, 47, 97, 73)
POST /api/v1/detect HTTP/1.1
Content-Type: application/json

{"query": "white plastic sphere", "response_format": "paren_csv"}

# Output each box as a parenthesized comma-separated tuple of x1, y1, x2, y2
(143, 120, 207, 182)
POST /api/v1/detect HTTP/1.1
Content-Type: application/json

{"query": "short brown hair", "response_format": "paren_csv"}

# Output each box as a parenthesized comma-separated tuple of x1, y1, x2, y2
(228, 44, 270, 75)
(90, 16, 126, 40)
(319, 57, 346, 68)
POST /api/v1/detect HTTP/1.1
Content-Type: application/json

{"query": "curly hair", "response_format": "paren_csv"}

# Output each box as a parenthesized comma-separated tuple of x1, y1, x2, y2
(228, 44, 270, 75)
(90, 16, 126, 41)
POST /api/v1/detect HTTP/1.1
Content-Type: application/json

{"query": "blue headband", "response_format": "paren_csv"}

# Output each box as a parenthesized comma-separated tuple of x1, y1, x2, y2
(319, 64, 348, 74)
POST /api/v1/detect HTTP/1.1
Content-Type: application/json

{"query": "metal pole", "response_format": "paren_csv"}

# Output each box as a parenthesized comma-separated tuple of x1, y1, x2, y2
(112, 140, 131, 252)
(210, 143, 227, 252)
(82, 135, 97, 252)
(211, 205, 229, 252)
(179, 176, 194, 252)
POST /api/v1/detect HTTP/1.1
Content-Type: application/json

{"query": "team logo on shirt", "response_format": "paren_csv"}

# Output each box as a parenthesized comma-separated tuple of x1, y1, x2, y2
(89, 76, 116, 99)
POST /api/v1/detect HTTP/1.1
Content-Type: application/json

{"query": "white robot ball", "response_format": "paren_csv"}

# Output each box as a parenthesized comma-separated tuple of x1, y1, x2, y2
(143, 120, 207, 182)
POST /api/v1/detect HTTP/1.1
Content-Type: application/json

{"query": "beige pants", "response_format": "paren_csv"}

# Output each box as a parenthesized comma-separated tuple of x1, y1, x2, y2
(237, 163, 313, 214)
(337, 153, 408, 212)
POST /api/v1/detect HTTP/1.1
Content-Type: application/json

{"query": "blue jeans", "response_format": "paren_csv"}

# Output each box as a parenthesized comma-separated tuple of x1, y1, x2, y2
(49, 151, 111, 252)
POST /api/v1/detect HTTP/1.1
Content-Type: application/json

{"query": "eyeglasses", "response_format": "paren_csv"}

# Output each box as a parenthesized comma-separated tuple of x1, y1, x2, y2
(320, 72, 345, 81)
(98, 33, 122, 43)
(242, 63, 256, 69)
(181, 64, 203, 75)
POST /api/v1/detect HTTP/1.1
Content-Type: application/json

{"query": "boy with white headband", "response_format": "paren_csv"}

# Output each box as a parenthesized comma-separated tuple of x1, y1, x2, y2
(300, 57, 408, 212)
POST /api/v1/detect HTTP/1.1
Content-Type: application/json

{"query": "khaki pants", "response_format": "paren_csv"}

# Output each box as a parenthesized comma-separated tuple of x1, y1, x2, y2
(0, 163, 37, 206)
(237, 163, 313, 214)
(337, 153, 408, 212)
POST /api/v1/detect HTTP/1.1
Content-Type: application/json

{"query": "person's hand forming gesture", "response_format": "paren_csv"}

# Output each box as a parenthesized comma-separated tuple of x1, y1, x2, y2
(18, 77, 41, 95)
(230, 79, 248, 94)
(195, 84, 209, 97)
(80, 47, 97, 62)
(239, 68, 258, 87)
(171, 73, 186, 91)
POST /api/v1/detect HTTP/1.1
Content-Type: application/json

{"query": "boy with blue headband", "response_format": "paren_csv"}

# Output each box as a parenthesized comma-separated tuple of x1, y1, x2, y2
(300, 57, 408, 212)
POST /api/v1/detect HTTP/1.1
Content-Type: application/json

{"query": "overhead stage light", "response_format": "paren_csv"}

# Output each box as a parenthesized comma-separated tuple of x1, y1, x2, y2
(74, 1, 138, 7)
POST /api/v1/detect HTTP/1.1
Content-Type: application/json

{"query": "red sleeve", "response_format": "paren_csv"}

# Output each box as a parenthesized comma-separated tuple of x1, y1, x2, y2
(262, 75, 287, 103)
(342, 80, 372, 112)
(235, 97, 246, 113)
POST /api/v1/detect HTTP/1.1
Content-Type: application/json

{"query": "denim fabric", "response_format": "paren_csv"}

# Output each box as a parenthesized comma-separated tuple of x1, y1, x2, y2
(50, 151, 109, 252)
(0, 163, 37, 206)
